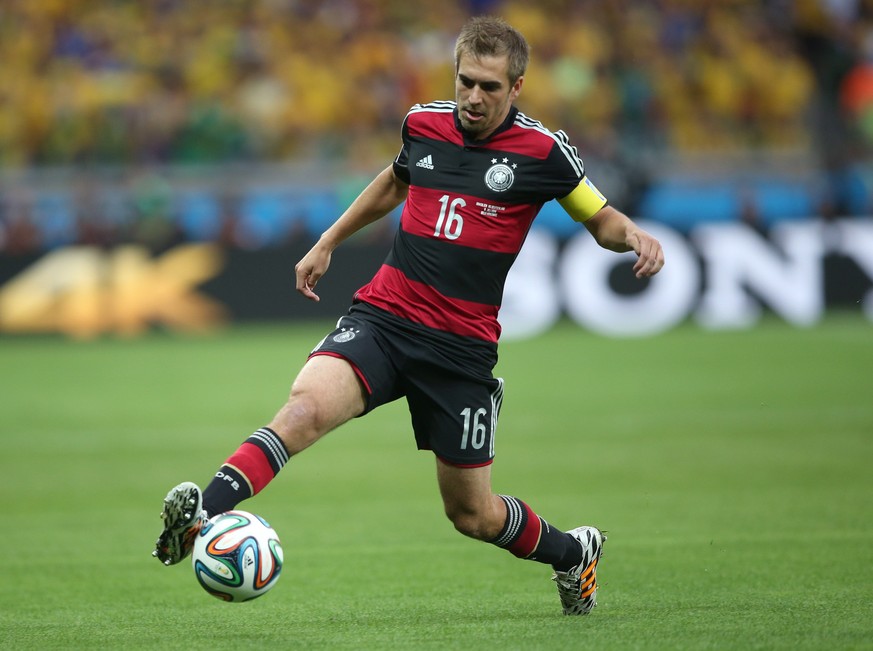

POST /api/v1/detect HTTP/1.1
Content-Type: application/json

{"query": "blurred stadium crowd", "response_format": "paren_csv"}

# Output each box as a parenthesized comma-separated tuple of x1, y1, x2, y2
(1, 0, 872, 254)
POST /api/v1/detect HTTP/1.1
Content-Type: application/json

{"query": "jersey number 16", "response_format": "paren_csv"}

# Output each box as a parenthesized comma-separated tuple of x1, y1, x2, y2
(434, 195, 466, 240)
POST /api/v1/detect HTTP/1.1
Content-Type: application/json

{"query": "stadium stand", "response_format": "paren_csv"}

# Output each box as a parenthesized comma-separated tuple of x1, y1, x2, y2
(0, 0, 871, 253)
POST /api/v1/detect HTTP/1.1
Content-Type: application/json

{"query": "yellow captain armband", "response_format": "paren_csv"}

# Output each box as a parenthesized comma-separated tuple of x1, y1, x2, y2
(557, 177, 608, 223)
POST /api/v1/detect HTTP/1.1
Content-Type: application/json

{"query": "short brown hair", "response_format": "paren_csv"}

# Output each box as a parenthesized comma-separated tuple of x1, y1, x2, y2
(454, 16, 529, 84)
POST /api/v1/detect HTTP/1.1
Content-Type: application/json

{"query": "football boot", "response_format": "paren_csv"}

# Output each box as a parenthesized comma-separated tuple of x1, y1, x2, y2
(552, 526, 606, 615)
(152, 481, 207, 566)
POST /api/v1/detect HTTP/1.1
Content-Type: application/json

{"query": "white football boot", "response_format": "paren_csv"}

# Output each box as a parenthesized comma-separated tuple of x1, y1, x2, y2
(152, 481, 207, 566)
(552, 526, 606, 615)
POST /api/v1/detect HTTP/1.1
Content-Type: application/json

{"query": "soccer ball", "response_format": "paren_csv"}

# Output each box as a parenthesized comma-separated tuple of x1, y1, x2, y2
(192, 510, 283, 602)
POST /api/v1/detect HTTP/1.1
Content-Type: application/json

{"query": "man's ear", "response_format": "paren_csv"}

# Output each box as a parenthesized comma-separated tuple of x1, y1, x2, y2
(510, 75, 524, 102)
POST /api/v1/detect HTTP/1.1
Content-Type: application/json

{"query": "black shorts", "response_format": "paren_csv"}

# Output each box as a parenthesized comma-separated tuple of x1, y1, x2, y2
(309, 304, 504, 466)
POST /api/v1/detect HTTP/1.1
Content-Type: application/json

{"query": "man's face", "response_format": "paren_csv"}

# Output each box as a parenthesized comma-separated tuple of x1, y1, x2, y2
(455, 52, 523, 140)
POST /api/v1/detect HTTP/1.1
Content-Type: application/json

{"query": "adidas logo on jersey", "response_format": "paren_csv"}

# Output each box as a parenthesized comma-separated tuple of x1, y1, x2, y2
(416, 154, 434, 170)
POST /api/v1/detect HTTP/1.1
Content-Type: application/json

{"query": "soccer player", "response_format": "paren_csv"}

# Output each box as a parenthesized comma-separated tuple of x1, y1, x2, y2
(153, 16, 664, 615)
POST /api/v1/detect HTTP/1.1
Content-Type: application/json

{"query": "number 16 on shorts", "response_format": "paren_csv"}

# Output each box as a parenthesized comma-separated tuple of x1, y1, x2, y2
(459, 377, 503, 457)
(460, 407, 488, 450)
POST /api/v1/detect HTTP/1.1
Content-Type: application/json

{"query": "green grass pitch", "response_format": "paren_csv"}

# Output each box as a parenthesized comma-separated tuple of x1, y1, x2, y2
(1, 315, 871, 649)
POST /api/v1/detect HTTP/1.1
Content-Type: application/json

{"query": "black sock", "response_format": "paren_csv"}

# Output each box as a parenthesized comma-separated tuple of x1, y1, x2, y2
(532, 521, 584, 571)
(202, 465, 251, 517)
(490, 495, 583, 571)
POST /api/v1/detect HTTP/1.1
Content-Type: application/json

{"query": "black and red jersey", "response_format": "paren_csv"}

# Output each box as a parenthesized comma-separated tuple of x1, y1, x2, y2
(354, 101, 587, 345)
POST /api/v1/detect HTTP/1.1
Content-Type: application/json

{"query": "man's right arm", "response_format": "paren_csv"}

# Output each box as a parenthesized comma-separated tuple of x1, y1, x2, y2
(295, 165, 409, 302)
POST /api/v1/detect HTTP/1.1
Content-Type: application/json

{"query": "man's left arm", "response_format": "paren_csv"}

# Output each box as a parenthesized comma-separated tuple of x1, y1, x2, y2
(558, 180, 665, 279)
(582, 206, 664, 278)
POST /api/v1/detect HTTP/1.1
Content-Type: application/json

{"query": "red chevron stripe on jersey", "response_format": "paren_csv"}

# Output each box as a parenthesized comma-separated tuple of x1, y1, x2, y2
(405, 104, 464, 146)
(355, 264, 501, 343)
(402, 185, 537, 254)
(406, 104, 557, 160)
